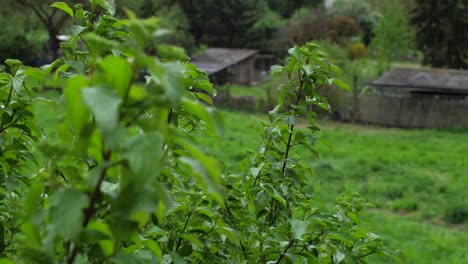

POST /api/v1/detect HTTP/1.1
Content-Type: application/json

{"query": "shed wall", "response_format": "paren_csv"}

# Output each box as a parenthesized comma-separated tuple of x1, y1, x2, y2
(232, 57, 256, 85)
(336, 93, 468, 128)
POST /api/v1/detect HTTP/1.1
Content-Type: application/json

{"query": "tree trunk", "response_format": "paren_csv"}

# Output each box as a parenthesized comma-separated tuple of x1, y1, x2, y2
(47, 27, 61, 59)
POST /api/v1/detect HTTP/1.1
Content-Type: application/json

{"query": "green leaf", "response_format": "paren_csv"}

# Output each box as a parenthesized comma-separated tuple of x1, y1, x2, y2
(51, 2, 74, 18)
(181, 98, 221, 134)
(91, 0, 116, 15)
(23, 67, 45, 83)
(112, 255, 152, 264)
(284, 115, 295, 126)
(5, 59, 23, 74)
(124, 132, 164, 185)
(20, 221, 41, 246)
(170, 252, 187, 264)
(100, 56, 133, 97)
(381, 248, 407, 264)
(333, 248, 346, 263)
(330, 78, 350, 91)
(157, 45, 189, 61)
(82, 33, 118, 56)
(291, 219, 309, 240)
(260, 183, 286, 207)
(49, 188, 89, 242)
(328, 231, 354, 246)
(87, 221, 114, 256)
(195, 79, 215, 95)
(288, 46, 306, 62)
(11, 74, 25, 93)
(41, 59, 63, 76)
(174, 137, 222, 202)
(193, 92, 213, 105)
(71, 25, 87, 36)
(330, 64, 343, 75)
(302, 64, 314, 76)
(180, 234, 203, 250)
(148, 62, 185, 105)
(143, 239, 162, 260)
(0, 259, 15, 264)
(64, 75, 90, 133)
(178, 157, 220, 199)
(53, 63, 69, 85)
(269, 65, 283, 76)
(24, 182, 42, 218)
(82, 86, 122, 136)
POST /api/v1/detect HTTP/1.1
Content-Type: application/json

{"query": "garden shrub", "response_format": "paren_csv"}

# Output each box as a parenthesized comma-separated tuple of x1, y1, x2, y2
(0, 2, 405, 263)
(327, 16, 361, 43)
(348, 43, 367, 61)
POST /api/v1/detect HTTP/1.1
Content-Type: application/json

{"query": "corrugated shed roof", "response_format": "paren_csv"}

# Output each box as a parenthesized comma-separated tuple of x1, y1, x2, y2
(191, 48, 258, 75)
(370, 68, 468, 94)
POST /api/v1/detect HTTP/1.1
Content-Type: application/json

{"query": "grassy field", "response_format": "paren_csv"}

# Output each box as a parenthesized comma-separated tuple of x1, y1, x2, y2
(33, 93, 468, 263)
(217, 84, 270, 101)
(196, 110, 468, 263)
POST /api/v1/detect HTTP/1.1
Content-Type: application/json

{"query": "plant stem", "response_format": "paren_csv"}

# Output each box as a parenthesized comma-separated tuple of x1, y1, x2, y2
(66, 149, 112, 264)
(0, 84, 14, 132)
(175, 210, 193, 251)
(281, 71, 305, 177)
(269, 71, 306, 227)
(358, 250, 376, 259)
(275, 238, 294, 264)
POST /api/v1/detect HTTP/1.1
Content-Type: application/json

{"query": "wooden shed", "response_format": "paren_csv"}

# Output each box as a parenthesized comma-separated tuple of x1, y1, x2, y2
(370, 68, 468, 99)
(191, 48, 258, 85)
(336, 68, 468, 128)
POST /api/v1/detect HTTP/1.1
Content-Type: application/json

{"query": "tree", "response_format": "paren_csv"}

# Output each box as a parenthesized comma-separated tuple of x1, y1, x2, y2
(251, 7, 286, 53)
(274, 7, 329, 55)
(267, 0, 323, 18)
(0, 0, 82, 57)
(177, 0, 269, 48)
(0, 0, 195, 61)
(327, 15, 361, 43)
(328, 0, 380, 45)
(0, 7, 41, 65)
(371, 1, 414, 70)
(411, 0, 467, 69)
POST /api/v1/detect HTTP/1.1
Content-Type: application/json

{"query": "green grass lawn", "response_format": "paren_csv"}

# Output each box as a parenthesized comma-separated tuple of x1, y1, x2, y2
(33, 95, 468, 263)
(217, 84, 270, 101)
(196, 110, 468, 264)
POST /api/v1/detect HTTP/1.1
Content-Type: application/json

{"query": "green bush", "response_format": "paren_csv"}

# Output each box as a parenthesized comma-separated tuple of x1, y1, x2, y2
(0, 2, 405, 263)
(348, 42, 367, 60)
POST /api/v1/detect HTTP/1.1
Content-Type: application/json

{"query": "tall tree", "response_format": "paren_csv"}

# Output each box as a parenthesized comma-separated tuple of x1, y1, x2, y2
(177, 0, 269, 48)
(267, 0, 323, 18)
(0, 0, 194, 60)
(411, 0, 467, 69)
(0, 0, 82, 57)
(371, 1, 414, 70)
(328, 0, 380, 45)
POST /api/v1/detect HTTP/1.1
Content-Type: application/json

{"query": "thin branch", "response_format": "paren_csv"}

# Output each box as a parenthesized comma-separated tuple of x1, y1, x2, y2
(66, 149, 112, 264)
(275, 238, 294, 264)
(0, 121, 16, 134)
(281, 69, 305, 177)
(358, 250, 376, 259)
(0, 84, 15, 132)
(175, 210, 193, 251)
